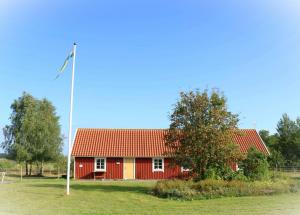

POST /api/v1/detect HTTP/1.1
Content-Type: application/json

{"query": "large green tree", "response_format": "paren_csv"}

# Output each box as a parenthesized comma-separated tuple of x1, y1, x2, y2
(165, 90, 243, 180)
(1, 92, 63, 175)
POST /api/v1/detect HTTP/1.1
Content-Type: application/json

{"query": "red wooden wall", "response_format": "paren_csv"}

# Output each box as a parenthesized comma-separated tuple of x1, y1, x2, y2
(75, 157, 123, 179)
(135, 158, 183, 179)
(75, 157, 190, 180)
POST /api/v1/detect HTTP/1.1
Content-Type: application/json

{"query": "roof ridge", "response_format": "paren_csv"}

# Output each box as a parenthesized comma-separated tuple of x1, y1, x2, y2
(77, 128, 169, 130)
(77, 128, 256, 130)
(238, 128, 257, 131)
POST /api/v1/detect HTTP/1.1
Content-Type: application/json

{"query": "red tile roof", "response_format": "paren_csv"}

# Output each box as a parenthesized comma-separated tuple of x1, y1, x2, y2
(71, 128, 269, 157)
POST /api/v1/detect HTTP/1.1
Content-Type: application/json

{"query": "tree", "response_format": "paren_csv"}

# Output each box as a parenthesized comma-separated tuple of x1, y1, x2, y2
(54, 154, 67, 179)
(1, 92, 63, 176)
(14, 144, 29, 181)
(32, 98, 63, 175)
(165, 90, 243, 180)
(259, 130, 284, 168)
(241, 147, 269, 180)
(259, 130, 279, 149)
(2, 93, 35, 175)
(276, 114, 300, 166)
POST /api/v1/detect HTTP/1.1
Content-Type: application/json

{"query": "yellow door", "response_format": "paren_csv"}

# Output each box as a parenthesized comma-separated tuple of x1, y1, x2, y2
(123, 158, 135, 179)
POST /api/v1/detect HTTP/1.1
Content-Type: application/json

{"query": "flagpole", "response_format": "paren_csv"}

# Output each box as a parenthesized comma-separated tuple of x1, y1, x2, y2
(66, 42, 77, 195)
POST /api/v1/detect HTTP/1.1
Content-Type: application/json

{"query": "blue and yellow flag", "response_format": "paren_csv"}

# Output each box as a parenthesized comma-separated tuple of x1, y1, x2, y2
(55, 51, 74, 79)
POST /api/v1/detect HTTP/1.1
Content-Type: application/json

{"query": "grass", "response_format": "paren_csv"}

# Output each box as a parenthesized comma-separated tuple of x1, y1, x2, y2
(0, 177, 300, 215)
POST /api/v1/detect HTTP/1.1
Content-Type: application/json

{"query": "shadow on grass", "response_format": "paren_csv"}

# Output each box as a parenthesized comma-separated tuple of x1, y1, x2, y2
(7, 174, 64, 180)
(28, 183, 151, 194)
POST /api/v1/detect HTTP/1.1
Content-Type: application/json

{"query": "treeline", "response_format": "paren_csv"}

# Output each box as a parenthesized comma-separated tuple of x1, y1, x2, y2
(1, 92, 65, 176)
(260, 113, 300, 167)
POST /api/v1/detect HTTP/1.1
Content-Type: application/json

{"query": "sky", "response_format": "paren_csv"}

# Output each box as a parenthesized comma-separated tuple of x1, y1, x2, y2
(1, 0, 300, 154)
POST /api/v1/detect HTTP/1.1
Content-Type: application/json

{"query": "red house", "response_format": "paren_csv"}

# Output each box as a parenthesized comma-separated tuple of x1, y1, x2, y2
(71, 128, 269, 180)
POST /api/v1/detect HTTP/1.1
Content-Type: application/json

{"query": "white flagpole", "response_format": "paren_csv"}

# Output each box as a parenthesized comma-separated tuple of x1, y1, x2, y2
(66, 42, 77, 195)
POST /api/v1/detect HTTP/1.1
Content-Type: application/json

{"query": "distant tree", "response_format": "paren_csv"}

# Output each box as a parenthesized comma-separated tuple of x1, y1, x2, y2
(259, 130, 279, 149)
(259, 130, 284, 168)
(268, 149, 285, 169)
(54, 154, 67, 179)
(276, 114, 300, 166)
(165, 90, 244, 180)
(1, 92, 63, 176)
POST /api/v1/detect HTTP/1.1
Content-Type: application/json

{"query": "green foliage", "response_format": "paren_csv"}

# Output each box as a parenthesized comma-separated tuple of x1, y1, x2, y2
(153, 180, 196, 199)
(53, 154, 67, 172)
(1, 92, 63, 175)
(0, 158, 15, 171)
(276, 114, 300, 166)
(267, 149, 285, 168)
(259, 114, 300, 167)
(241, 147, 269, 181)
(153, 178, 299, 200)
(259, 130, 285, 168)
(202, 166, 245, 181)
(165, 89, 243, 180)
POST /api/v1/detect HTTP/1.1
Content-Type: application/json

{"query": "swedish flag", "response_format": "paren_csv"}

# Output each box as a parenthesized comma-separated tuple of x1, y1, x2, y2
(55, 50, 74, 79)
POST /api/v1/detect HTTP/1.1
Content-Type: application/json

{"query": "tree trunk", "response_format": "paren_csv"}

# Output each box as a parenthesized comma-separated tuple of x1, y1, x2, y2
(25, 161, 28, 176)
(41, 161, 44, 176)
(36, 162, 39, 175)
(38, 161, 44, 176)
(29, 162, 32, 176)
(20, 165, 23, 182)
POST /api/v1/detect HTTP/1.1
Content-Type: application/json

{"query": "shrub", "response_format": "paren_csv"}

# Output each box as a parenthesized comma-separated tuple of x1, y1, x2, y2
(192, 179, 298, 198)
(153, 180, 196, 199)
(224, 170, 248, 181)
(153, 178, 299, 200)
(203, 168, 220, 180)
(240, 147, 269, 181)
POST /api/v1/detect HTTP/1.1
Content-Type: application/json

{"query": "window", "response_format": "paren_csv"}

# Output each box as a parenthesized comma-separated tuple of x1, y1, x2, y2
(152, 158, 164, 172)
(94, 158, 106, 171)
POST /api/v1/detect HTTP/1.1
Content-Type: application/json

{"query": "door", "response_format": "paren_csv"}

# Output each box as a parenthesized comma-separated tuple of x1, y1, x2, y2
(123, 158, 135, 179)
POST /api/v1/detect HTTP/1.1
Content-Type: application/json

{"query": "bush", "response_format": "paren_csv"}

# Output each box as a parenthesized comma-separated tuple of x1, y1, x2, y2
(153, 180, 196, 199)
(240, 147, 269, 181)
(153, 178, 299, 200)
(0, 158, 15, 171)
(192, 179, 298, 198)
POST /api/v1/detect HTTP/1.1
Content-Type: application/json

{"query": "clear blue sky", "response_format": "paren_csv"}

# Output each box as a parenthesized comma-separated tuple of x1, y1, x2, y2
(1, 0, 300, 154)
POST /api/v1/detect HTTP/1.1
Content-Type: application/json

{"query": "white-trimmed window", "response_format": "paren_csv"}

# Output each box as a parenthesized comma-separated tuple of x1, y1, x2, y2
(94, 158, 106, 172)
(152, 158, 164, 172)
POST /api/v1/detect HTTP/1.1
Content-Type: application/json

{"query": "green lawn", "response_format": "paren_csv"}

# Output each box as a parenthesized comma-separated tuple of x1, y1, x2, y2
(0, 177, 300, 215)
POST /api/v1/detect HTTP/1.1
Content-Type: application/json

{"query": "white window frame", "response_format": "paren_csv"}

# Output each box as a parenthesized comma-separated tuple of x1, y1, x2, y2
(94, 157, 106, 172)
(152, 158, 164, 172)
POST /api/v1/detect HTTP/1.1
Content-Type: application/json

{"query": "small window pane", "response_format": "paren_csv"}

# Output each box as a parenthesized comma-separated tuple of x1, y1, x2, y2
(153, 158, 163, 170)
(95, 158, 105, 170)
